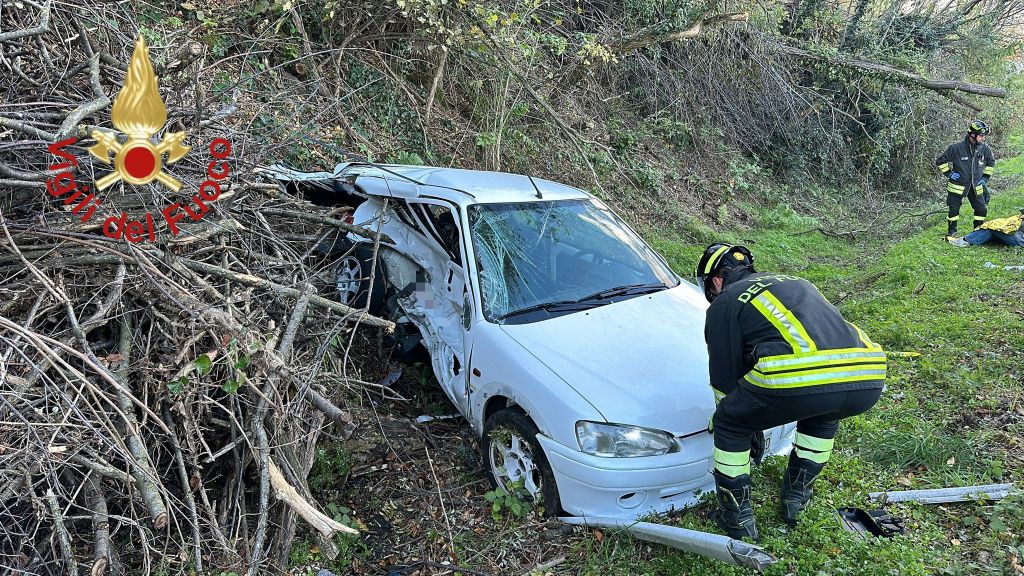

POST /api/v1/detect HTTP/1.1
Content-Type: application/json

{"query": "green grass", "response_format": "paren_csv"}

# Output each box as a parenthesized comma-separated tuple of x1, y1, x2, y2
(589, 183, 1024, 573)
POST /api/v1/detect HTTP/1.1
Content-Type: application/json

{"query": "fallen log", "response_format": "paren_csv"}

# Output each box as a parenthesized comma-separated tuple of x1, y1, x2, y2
(774, 43, 1006, 99)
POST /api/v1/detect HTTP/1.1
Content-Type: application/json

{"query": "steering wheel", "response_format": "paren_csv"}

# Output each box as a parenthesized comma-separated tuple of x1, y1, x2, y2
(571, 249, 605, 270)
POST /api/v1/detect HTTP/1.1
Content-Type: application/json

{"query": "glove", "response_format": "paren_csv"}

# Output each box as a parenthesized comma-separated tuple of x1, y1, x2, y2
(750, 431, 766, 465)
(978, 178, 988, 187)
(950, 172, 961, 181)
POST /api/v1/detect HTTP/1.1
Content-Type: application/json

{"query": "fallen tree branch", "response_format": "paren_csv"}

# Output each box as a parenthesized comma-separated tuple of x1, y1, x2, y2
(170, 253, 395, 331)
(45, 488, 79, 576)
(115, 315, 168, 529)
(269, 458, 359, 537)
(84, 474, 112, 576)
(774, 43, 1006, 98)
(610, 12, 749, 53)
(259, 207, 391, 244)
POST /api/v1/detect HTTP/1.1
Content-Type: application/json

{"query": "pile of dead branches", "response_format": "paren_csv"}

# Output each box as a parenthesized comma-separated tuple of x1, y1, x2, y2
(0, 2, 400, 573)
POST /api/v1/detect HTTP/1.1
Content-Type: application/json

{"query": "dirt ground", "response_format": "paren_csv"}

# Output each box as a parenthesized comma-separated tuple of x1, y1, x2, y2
(296, 338, 595, 576)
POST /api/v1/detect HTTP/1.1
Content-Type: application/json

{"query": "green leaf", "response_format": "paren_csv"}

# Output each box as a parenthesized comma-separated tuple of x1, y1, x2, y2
(491, 502, 500, 513)
(167, 377, 186, 395)
(222, 379, 240, 394)
(234, 355, 250, 370)
(484, 491, 497, 502)
(195, 354, 213, 374)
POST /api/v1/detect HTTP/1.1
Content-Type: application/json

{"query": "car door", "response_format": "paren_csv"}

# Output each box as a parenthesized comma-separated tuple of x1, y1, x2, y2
(404, 199, 473, 415)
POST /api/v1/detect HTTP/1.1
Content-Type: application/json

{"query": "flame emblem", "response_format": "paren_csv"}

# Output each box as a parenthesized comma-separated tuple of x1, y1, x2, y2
(88, 36, 190, 191)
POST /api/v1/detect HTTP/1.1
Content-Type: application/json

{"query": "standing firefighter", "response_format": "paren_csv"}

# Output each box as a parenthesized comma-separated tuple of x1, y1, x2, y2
(695, 244, 886, 540)
(936, 120, 996, 239)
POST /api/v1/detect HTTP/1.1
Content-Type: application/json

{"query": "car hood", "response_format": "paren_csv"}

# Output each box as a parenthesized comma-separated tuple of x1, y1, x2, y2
(498, 283, 716, 436)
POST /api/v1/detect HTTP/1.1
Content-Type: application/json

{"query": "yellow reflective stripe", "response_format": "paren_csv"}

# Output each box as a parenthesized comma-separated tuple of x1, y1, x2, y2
(795, 432, 834, 452)
(947, 184, 965, 195)
(937, 162, 951, 171)
(848, 322, 878, 350)
(947, 215, 960, 221)
(974, 216, 986, 221)
(745, 364, 887, 389)
(751, 291, 816, 353)
(714, 448, 751, 476)
(795, 447, 831, 463)
(983, 166, 994, 175)
(754, 350, 886, 373)
(756, 346, 885, 365)
(948, 183, 965, 190)
(703, 245, 732, 274)
(750, 362, 887, 379)
(712, 387, 726, 403)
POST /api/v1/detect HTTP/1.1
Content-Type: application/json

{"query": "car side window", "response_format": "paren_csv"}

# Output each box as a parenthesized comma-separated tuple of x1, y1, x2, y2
(393, 202, 423, 232)
(411, 202, 463, 265)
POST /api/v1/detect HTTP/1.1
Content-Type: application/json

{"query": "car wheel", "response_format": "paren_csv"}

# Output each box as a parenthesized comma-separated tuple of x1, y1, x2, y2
(482, 408, 560, 516)
(334, 241, 386, 314)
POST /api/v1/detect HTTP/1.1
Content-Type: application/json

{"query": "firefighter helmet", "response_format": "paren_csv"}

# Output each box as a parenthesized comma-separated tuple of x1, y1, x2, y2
(695, 243, 754, 302)
(969, 120, 991, 135)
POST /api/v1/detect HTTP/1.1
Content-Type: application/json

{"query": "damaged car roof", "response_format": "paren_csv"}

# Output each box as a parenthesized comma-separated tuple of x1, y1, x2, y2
(267, 162, 592, 205)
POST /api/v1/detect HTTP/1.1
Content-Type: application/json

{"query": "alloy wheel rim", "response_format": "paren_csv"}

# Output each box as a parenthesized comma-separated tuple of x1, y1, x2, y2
(336, 256, 362, 305)
(489, 431, 542, 499)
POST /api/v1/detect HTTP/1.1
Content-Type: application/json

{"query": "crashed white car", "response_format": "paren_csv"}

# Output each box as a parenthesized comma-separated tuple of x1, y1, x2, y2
(270, 163, 795, 519)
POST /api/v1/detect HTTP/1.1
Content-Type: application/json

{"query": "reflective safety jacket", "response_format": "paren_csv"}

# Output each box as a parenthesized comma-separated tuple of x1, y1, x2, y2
(980, 213, 1024, 234)
(935, 137, 995, 197)
(705, 268, 886, 398)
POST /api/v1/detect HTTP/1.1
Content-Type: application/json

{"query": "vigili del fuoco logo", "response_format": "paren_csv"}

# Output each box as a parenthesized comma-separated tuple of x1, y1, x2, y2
(44, 36, 231, 243)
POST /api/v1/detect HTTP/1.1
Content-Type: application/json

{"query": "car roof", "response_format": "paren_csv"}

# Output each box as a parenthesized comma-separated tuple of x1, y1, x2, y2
(341, 163, 593, 206)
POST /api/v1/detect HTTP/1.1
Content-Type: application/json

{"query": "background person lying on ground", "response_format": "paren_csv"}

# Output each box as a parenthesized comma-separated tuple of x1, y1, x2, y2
(949, 209, 1024, 247)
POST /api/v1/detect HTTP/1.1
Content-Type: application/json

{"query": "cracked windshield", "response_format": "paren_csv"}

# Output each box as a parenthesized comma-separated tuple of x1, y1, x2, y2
(468, 199, 679, 322)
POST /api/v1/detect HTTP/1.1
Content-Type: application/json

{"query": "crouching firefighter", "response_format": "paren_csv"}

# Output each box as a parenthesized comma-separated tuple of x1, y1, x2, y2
(936, 120, 996, 238)
(695, 244, 886, 540)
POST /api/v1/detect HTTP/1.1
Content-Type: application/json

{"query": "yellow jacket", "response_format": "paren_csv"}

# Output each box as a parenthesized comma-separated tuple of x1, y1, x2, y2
(980, 214, 1024, 234)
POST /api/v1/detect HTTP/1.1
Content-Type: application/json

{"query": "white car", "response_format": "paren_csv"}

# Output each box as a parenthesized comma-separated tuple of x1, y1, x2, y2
(269, 163, 795, 519)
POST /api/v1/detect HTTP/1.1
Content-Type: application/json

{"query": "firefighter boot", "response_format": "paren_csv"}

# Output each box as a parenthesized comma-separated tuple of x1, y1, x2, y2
(779, 453, 826, 526)
(712, 470, 759, 541)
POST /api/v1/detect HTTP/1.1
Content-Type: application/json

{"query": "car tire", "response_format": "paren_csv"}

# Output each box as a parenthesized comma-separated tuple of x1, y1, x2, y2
(334, 240, 386, 314)
(482, 408, 561, 516)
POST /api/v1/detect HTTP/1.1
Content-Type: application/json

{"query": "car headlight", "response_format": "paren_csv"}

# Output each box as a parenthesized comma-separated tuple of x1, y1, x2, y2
(575, 421, 678, 457)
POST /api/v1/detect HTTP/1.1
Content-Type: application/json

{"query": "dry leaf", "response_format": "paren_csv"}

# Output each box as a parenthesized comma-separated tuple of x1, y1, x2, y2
(594, 529, 604, 543)
(947, 456, 956, 465)
(951, 538, 961, 546)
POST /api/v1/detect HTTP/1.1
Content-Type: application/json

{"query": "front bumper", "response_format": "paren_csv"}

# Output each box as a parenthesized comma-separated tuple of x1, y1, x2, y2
(538, 423, 795, 520)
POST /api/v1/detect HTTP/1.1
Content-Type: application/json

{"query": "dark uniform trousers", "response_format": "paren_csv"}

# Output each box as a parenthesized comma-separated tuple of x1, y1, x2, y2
(713, 386, 882, 462)
(947, 187, 988, 235)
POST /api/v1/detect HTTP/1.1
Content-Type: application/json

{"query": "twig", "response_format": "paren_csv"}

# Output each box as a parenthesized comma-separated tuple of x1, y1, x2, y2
(58, 55, 109, 139)
(45, 488, 79, 576)
(162, 404, 203, 575)
(84, 474, 112, 576)
(424, 444, 455, 559)
(425, 49, 447, 122)
(519, 556, 567, 576)
(277, 284, 312, 358)
(258, 207, 392, 244)
(0, 116, 58, 141)
(115, 315, 169, 529)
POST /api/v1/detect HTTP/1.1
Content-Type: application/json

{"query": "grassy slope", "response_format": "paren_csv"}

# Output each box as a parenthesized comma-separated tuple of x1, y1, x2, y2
(572, 161, 1024, 574)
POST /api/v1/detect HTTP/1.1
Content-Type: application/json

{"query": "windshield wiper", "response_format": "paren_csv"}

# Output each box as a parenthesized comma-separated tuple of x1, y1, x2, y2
(497, 299, 602, 322)
(573, 282, 668, 303)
